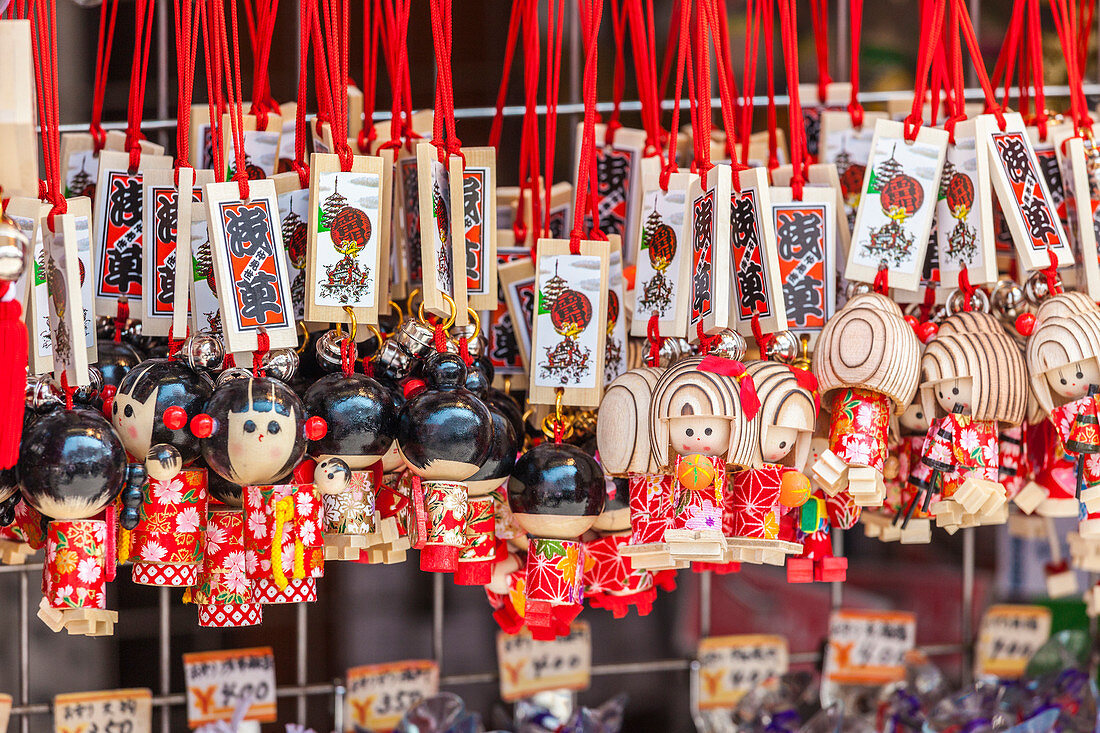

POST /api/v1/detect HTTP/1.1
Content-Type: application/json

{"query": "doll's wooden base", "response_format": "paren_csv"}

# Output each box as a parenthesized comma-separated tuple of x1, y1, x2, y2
(811, 450, 848, 497)
(324, 533, 371, 561)
(1081, 486, 1100, 514)
(1046, 568, 1079, 599)
(1068, 533, 1100, 572)
(619, 542, 686, 571)
(37, 598, 116, 636)
(1007, 513, 1048, 540)
(1079, 516, 1100, 539)
(847, 467, 885, 507)
(861, 512, 929, 543)
(0, 539, 35, 565)
(951, 478, 1005, 516)
(665, 529, 725, 561)
(1012, 482, 1046, 515)
(726, 538, 802, 566)
(1036, 498, 1080, 518)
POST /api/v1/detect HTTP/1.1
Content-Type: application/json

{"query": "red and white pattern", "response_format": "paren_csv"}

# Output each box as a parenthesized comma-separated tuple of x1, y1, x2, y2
(191, 509, 256, 610)
(729, 466, 784, 539)
(998, 426, 1027, 499)
(1053, 397, 1100, 488)
(628, 473, 673, 545)
(0, 500, 45, 547)
(456, 496, 496, 585)
(198, 602, 263, 628)
(584, 534, 655, 617)
(253, 578, 317, 603)
(920, 414, 999, 496)
(824, 490, 861, 530)
(670, 455, 725, 533)
(526, 538, 585, 607)
(423, 480, 468, 549)
(131, 561, 198, 587)
(43, 520, 108, 610)
(828, 388, 891, 471)
(243, 483, 325, 583)
(130, 469, 208, 583)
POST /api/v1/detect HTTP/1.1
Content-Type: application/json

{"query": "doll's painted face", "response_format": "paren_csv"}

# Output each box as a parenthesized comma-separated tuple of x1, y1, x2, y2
(667, 415, 730, 458)
(227, 397, 298, 486)
(934, 376, 974, 413)
(761, 425, 799, 464)
(1047, 359, 1100, 400)
(898, 401, 930, 433)
(112, 389, 157, 458)
(381, 440, 405, 472)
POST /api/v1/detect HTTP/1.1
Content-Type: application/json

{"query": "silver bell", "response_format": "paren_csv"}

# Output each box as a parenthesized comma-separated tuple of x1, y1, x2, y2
(946, 287, 990, 315)
(765, 330, 800, 364)
(183, 333, 225, 371)
(657, 337, 690, 367)
(990, 279, 1027, 325)
(261, 348, 299, 382)
(709, 329, 746, 361)
(394, 319, 440, 359)
(314, 329, 346, 373)
(25, 374, 62, 408)
(449, 320, 487, 358)
(216, 367, 253, 387)
(1023, 271, 1055, 305)
(845, 280, 873, 299)
(72, 368, 104, 403)
(0, 220, 29, 283)
(376, 339, 414, 379)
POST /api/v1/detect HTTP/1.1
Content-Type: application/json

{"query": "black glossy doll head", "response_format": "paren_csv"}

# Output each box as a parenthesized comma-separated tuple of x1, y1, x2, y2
(194, 376, 325, 495)
(303, 373, 398, 470)
(19, 408, 127, 520)
(508, 442, 605, 540)
(466, 401, 521, 493)
(112, 358, 213, 463)
(95, 339, 144, 388)
(396, 353, 493, 481)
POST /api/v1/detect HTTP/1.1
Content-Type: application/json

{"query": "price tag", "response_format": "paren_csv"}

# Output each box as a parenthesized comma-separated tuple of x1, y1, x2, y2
(496, 621, 591, 702)
(697, 635, 788, 710)
(344, 660, 439, 733)
(53, 688, 152, 733)
(823, 609, 916, 686)
(183, 647, 276, 729)
(0, 693, 11, 732)
(976, 604, 1052, 679)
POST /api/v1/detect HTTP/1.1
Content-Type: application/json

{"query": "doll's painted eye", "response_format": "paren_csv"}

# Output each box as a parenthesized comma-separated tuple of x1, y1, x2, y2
(951, 387, 959, 396)
(112, 401, 118, 414)
(124, 404, 134, 418)
(704, 427, 713, 436)
(1077, 371, 1084, 379)
(1061, 378, 1069, 385)
(915, 412, 922, 419)
(685, 428, 694, 437)
(244, 420, 257, 433)
(779, 441, 787, 449)
(938, 391, 944, 398)
(267, 421, 281, 434)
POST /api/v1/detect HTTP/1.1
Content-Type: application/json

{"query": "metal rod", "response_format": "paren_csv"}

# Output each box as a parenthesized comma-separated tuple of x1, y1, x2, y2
(297, 603, 308, 724)
(332, 682, 345, 733)
(831, 530, 844, 610)
(432, 572, 444, 665)
(962, 529, 976, 686)
(159, 587, 170, 733)
(19, 567, 29, 733)
(0, 562, 43, 575)
(835, 0, 849, 83)
(699, 571, 712, 638)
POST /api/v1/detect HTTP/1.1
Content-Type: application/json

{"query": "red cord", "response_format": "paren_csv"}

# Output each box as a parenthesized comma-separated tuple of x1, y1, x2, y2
(212, 0, 251, 198)
(762, 0, 779, 169)
(544, 0, 565, 239)
(488, 0, 524, 151)
(244, 0, 280, 125)
(660, 0, 691, 189)
(89, 0, 119, 152)
(809, 0, 832, 103)
(113, 299, 129, 343)
(847, 0, 864, 127)
(903, 0, 947, 142)
(292, 0, 315, 188)
(429, 0, 461, 163)
(740, 0, 762, 165)
(199, 0, 226, 180)
(253, 329, 270, 377)
(604, 0, 627, 146)
(357, 0, 381, 154)
(570, 0, 604, 255)
(646, 313, 663, 366)
(777, 0, 806, 200)
(30, 0, 66, 225)
(174, 0, 201, 169)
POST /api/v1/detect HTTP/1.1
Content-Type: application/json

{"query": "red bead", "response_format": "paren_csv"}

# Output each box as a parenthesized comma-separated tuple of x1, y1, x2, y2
(99, 384, 117, 419)
(190, 413, 214, 438)
(1015, 312, 1037, 337)
(403, 378, 427, 399)
(903, 314, 919, 330)
(915, 321, 938, 344)
(305, 416, 328, 441)
(163, 405, 188, 430)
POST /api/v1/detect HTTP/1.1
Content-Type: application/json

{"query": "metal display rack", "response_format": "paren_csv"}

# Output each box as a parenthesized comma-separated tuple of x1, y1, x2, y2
(5, 0, 1100, 728)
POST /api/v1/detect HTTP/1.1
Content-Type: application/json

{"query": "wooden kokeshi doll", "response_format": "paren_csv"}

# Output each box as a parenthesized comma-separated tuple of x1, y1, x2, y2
(508, 442, 605, 640)
(650, 357, 753, 562)
(110, 359, 213, 587)
(862, 395, 934, 545)
(397, 353, 494, 573)
(584, 477, 658, 618)
(302, 372, 398, 560)
(0, 494, 44, 566)
(363, 432, 417, 564)
(813, 293, 921, 507)
(485, 551, 527, 635)
(1024, 292, 1100, 526)
(20, 408, 135, 636)
(920, 311, 1027, 531)
(725, 361, 815, 567)
(189, 507, 262, 628)
(191, 375, 328, 604)
(597, 367, 682, 571)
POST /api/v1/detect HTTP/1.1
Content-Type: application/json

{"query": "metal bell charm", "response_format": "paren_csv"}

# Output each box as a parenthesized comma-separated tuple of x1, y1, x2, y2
(394, 319, 439, 359)
(765, 330, 800, 364)
(261, 348, 299, 382)
(1024, 271, 1055, 305)
(657, 337, 689, 367)
(25, 374, 62, 409)
(215, 367, 253, 387)
(0, 219, 29, 283)
(376, 339, 414, 380)
(182, 333, 225, 371)
(72, 368, 104, 404)
(990, 279, 1027, 325)
(708, 328, 746, 361)
(314, 329, 346, 373)
(449, 320, 487, 357)
(845, 281, 873, 299)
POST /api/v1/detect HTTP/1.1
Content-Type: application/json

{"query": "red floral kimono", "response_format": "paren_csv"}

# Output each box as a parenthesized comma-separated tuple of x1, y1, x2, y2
(827, 387, 891, 471)
(920, 413, 999, 496)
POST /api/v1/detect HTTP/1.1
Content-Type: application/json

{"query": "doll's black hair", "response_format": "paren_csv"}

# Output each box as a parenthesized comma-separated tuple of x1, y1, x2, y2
(303, 372, 397, 459)
(115, 358, 213, 463)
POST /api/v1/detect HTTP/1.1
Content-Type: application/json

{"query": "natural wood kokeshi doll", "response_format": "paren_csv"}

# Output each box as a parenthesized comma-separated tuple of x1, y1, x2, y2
(20, 407, 139, 635)
(651, 357, 754, 563)
(920, 311, 1027, 531)
(584, 476, 658, 618)
(302, 372, 398, 560)
(397, 353, 494, 573)
(508, 441, 606, 639)
(813, 293, 922, 507)
(868, 397, 934, 544)
(726, 361, 815, 567)
(597, 367, 682, 571)
(191, 375, 328, 606)
(110, 359, 213, 587)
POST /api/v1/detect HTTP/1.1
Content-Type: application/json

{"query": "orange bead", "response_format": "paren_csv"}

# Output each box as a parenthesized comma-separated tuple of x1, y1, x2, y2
(779, 471, 811, 508)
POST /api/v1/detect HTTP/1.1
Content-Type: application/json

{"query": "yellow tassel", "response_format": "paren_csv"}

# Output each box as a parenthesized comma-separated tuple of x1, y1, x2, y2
(271, 496, 294, 590)
(118, 527, 132, 564)
(294, 538, 305, 580)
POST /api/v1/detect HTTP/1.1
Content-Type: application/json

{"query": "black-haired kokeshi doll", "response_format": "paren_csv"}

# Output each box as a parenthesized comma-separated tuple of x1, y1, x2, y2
(109, 358, 213, 587)
(303, 372, 398, 561)
(191, 375, 329, 607)
(397, 353, 494, 573)
(508, 441, 606, 640)
(20, 407, 142, 635)
(94, 339, 144, 389)
(584, 476, 659, 618)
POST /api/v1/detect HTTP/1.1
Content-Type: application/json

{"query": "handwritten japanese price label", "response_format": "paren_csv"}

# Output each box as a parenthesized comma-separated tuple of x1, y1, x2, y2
(496, 621, 591, 702)
(975, 605, 1052, 680)
(0, 692, 11, 732)
(53, 688, 152, 733)
(344, 660, 439, 732)
(823, 609, 916, 686)
(697, 635, 789, 709)
(183, 647, 276, 729)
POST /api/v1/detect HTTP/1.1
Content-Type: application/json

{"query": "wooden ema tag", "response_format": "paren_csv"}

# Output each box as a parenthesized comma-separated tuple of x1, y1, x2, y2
(823, 609, 915, 687)
(189, 104, 216, 170)
(498, 256, 536, 375)
(575, 124, 647, 263)
(1029, 122, 1075, 240)
(459, 147, 498, 311)
(483, 237, 531, 387)
(220, 112, 283, 180)
(416, 142, 468, 325)
(688, 164, 733, 339)
(769, 186, 837, 347)
(272, 172, 310, 323)
(528, 239, 611, 408)
(60, 133, 100, 200)
(275, 102, 298, 170)
(745, 129, 788, 169)
(183, 647, 276, 729)
(846, 119, 948, 291)
(54, 688, 152, 733)
(395, 148, 423, 289)
(91, 150, 173, 318)
(311, 118, 334, 156)
(46, 197, 97, 387)
(796, 81, 851, 159)
(497, 621, 591, 703)
(975, 604, 1052, 680)
(141, 168, 215, 337)
(305, 153, 390, 325)
(204, 179, 298, 352)
(344, 660, 439, 733)
(366, 110, 435, 157)
(1059, 134, 1100, 298)
(346, 84, 365, 144)
(769, 162, 851, 256)
(696, 634, 789, 710)
(103, 131, 165, 157)
(6, 198, 54, 374)
(0, 21, 38, 198)
(631, 160, 696, 339)
(978, 112, 1074, 272)
(497, 180, 574, 247)
(606, 236, 628, 385)
(819, 110, 888, 232)
(730, 166, 787, 336)
(188, 191, 222, 336)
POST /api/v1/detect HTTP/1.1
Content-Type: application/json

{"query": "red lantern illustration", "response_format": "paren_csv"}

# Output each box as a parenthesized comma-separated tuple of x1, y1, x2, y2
(647, 223, 677, 270)
(945, 172, 975, 215)
(550, 289, 593, 338)
(880, 173, 924, 220)
(329, 206, 372, 257)
(839, 163, 865, 198)
(607, 289, 620, 333)
(282, 213, 308, 269)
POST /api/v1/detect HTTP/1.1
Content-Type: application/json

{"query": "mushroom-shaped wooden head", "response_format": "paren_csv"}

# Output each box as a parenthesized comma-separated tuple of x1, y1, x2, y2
(1026, 292, 1100, 414)
(508, 442, 606, 539)
(745, 360, 818, 470)
(596, 367, 662, 476)
(920, 311, 1027, 424)
(814, 292, 921, 411)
